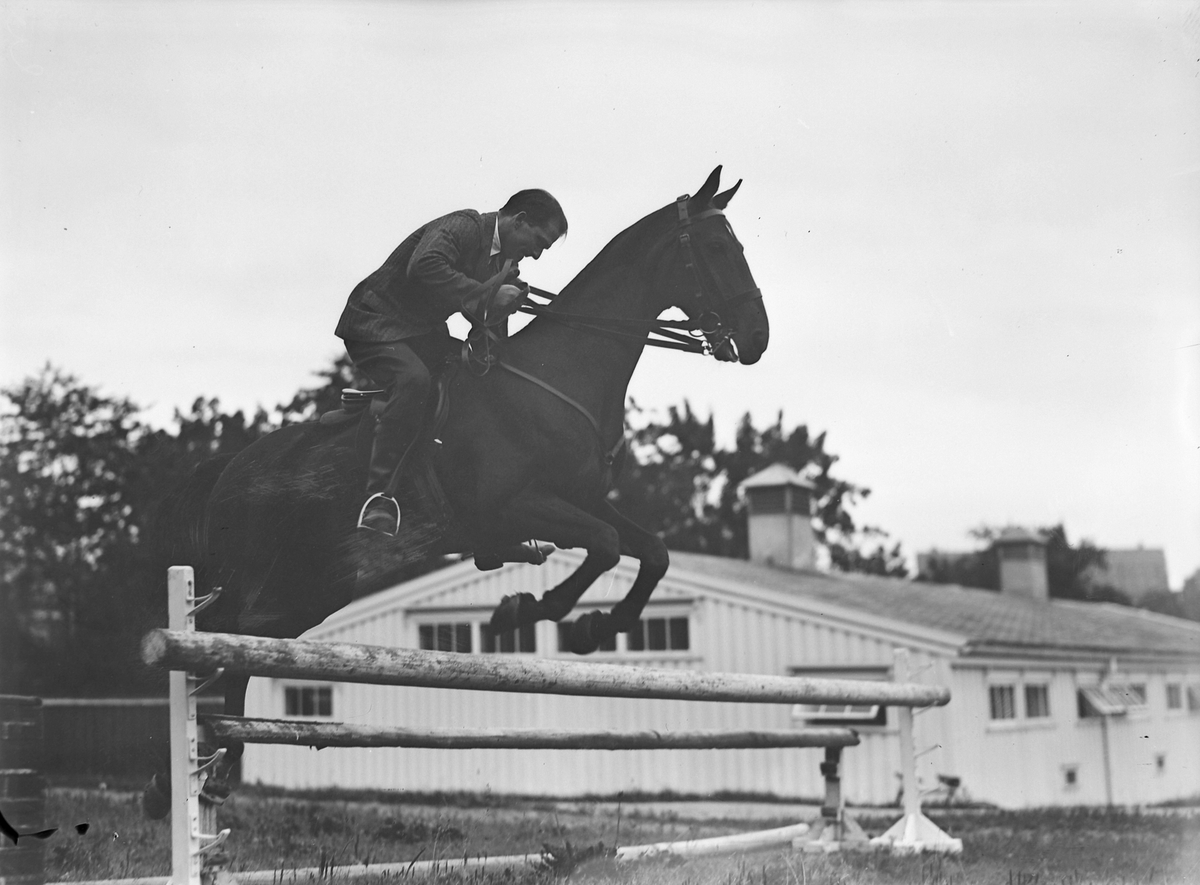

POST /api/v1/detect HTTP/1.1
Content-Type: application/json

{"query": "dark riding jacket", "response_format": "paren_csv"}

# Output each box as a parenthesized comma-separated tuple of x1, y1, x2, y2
(335, 210, 502, 343)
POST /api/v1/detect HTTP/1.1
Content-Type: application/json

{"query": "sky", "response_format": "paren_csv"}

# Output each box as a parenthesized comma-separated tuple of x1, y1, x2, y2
(3, 0, 1198, 587)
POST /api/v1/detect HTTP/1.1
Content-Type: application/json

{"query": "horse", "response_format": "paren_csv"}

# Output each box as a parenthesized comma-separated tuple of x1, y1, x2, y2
(141, 166, 768, 815)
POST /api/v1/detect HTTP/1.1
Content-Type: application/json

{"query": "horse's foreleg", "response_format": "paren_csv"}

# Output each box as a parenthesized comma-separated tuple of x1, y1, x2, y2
(482, 491, 621, 636)
(568, 501, 670, 654)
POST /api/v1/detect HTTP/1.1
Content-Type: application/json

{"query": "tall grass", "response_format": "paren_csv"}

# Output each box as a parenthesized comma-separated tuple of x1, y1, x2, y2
(45, 788, 1200, 885)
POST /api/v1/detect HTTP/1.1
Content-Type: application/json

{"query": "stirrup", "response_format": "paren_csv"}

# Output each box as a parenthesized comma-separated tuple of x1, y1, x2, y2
(357, 492, 401, 535)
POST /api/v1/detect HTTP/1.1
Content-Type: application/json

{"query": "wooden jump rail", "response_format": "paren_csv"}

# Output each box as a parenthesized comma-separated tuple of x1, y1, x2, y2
(60, 566, 957, 885)
(204, 715, 863, 750)
(141, 627, 952, 708)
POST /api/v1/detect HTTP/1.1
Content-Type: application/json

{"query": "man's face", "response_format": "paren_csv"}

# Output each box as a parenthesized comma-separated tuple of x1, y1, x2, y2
(504, 215, 563, 262)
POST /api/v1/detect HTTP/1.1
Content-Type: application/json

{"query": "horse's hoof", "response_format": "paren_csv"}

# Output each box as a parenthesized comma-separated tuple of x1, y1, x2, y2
(568, 611, 612, 655)
(474, 554, 503, 571)
(201, 776, 233, 805)
(141, 773, 171, 820)
(488, 593, 543, 633)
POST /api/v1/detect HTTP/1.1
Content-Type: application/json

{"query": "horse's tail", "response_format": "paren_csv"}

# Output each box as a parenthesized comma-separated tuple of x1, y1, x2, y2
(151, 454, 235, 593)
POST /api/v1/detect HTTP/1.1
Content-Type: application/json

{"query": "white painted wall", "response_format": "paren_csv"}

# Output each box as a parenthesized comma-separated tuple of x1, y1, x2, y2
(240, 554, 1200, 807)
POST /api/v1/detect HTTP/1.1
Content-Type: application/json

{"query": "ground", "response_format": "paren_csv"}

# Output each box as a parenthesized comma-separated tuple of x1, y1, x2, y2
(42, 785, 1200, 884)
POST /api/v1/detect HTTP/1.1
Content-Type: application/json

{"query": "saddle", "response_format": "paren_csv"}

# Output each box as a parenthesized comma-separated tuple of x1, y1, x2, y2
(317, 366, 457, 529)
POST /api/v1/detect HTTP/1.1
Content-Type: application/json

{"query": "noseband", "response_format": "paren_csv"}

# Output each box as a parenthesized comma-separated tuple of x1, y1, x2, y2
(674, 194, 763, 348)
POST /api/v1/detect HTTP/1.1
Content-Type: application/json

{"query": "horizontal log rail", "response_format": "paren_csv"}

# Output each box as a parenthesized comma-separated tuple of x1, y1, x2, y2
(203, 715, 862, 750)
(142, 628, 951, 707)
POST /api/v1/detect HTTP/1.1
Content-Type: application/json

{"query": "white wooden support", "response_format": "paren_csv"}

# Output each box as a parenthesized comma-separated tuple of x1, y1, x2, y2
(168, 567, 231, 885)
(870, 648, 962, 855)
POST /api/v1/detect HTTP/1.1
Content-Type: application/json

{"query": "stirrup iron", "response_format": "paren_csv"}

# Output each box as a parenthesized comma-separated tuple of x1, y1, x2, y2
(358, 492, 401, 535)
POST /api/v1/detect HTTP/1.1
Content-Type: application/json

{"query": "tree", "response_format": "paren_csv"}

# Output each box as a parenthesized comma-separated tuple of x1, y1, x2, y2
(916, 523, 1128, 603)
(276, 354, 372, 426)
(0, 366, 156, 694)
(1138, 587, 1200, 623)
(609, 401, 907, 576)
(0, 367, 285, 696)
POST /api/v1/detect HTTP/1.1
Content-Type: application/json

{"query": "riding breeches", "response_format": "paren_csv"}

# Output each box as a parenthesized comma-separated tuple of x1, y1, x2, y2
(344, 332, 453, 496)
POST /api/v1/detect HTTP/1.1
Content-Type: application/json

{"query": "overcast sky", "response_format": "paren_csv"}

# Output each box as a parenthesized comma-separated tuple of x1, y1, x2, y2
(3, 0, 1198, 587)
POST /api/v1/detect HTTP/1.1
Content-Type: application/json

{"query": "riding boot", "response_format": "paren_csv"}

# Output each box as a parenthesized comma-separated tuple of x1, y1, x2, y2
(357, 414, 425, 535)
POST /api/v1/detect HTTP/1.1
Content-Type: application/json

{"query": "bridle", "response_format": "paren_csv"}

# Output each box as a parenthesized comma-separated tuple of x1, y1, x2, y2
(461, 194, 763, 469)
(512, 193, 763, 356)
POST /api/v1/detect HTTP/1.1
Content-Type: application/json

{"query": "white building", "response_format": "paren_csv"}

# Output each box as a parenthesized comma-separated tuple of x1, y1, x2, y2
(242, 468, 1200, 808)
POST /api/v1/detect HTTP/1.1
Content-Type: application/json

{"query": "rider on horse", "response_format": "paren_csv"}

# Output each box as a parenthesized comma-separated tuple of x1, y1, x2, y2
(335, 189, 569, 535)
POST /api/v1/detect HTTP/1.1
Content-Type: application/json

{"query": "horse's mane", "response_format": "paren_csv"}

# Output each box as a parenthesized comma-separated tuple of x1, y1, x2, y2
(549, 202, 676, 308)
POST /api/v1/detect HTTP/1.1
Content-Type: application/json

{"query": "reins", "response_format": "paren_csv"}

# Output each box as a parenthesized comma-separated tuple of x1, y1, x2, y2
(458, 192, 761, 470)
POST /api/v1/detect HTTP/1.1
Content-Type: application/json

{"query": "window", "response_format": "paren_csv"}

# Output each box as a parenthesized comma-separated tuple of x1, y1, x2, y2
(989, 685, 1017, 720)
(1187, 684, 1200, 713)
(1024, 684, 1051, 718)
(790, 667, 889, 726)
(284, 685, 332, 718)
(1077, 685, 1131, 718)
(793, 702, 883, 725)
(1109, 682, 1147, 710)
(1166, 683, 1183, 710)
(418, 622, 472, 653)
(1062, 764, 1079, 789)
(626, 616, 689, 652)
(482, 622, 536, 654)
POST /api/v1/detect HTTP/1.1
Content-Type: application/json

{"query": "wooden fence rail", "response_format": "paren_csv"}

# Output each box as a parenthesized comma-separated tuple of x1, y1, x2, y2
(142, 628, 951, 707)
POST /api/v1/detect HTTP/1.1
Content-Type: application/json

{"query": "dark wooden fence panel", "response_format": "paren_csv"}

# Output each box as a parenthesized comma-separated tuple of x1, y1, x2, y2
(42, 698, 230, 780)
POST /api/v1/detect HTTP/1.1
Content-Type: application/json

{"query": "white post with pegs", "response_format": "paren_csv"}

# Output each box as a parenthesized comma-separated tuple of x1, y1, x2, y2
(869, 648, 962, 855)
(168, 566, 231, 885)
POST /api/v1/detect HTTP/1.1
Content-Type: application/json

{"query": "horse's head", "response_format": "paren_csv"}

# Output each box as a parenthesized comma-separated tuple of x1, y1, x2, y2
(658, 167, 770, 365)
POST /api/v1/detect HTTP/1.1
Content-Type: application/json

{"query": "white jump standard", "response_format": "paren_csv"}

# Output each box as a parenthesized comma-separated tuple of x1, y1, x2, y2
(132, 566, 960, 885)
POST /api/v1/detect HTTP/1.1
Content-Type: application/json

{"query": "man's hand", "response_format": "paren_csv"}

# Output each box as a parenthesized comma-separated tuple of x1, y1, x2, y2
(492, 283, 527, 314)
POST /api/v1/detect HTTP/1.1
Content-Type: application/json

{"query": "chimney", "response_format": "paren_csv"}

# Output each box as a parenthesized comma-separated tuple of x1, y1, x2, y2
(992, 526, 1049, 601)
(740, 464, 817, 570)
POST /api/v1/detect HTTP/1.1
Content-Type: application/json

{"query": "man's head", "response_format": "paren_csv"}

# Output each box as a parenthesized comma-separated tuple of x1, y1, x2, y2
(498, 189, 567, 261)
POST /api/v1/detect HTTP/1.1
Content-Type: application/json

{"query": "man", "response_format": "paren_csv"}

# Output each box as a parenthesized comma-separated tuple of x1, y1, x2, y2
(335, 189, 568, 535)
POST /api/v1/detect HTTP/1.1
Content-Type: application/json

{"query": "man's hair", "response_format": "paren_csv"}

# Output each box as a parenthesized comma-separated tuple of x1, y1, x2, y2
(501, 189, 568, 234)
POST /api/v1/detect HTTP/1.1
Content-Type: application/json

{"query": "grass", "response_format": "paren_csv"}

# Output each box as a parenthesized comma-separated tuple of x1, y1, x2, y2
(43, 786, 1200, 884)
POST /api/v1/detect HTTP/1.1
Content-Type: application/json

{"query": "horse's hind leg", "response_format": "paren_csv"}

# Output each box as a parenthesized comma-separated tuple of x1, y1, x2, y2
(202, 672, 250, 801)
(567, 500, 670, 654)
(483, 490, 621, 636)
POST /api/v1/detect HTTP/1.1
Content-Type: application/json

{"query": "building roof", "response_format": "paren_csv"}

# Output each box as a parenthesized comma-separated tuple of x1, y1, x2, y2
(320, 548, 1200, 665)
(739, 463, 814, 490)
(666, 551, 1200, 662)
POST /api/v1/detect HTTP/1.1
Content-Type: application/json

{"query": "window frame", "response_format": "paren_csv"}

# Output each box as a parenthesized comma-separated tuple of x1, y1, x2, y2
(1165, 682, 1183, 711)
(481, 621, 537, 655)
(415, 618, 474, 654)
(1024, 683, 1051, 719)
(988, 684, 1018, 721)
(789, 666, 890, 728)
(281, 682, 335, 719)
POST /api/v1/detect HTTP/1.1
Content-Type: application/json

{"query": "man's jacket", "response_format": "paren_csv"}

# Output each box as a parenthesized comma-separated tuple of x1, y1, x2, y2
(336, 209, 500, 343)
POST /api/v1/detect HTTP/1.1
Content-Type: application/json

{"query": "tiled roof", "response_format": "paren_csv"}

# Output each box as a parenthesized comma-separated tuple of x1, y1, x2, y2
(666, 551, 1200, 660)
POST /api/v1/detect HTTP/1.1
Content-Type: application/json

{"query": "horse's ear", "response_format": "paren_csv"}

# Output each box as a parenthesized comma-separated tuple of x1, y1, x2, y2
(693, 166, 723, 206)
(713, 179, 742, 209)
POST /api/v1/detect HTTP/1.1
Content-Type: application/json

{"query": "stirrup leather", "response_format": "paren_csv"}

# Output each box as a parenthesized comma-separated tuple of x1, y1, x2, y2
(357, 492, 401, 534)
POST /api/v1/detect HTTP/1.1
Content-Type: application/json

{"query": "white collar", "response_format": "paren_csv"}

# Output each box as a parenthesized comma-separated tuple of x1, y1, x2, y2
(491, 217, 502, 257)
